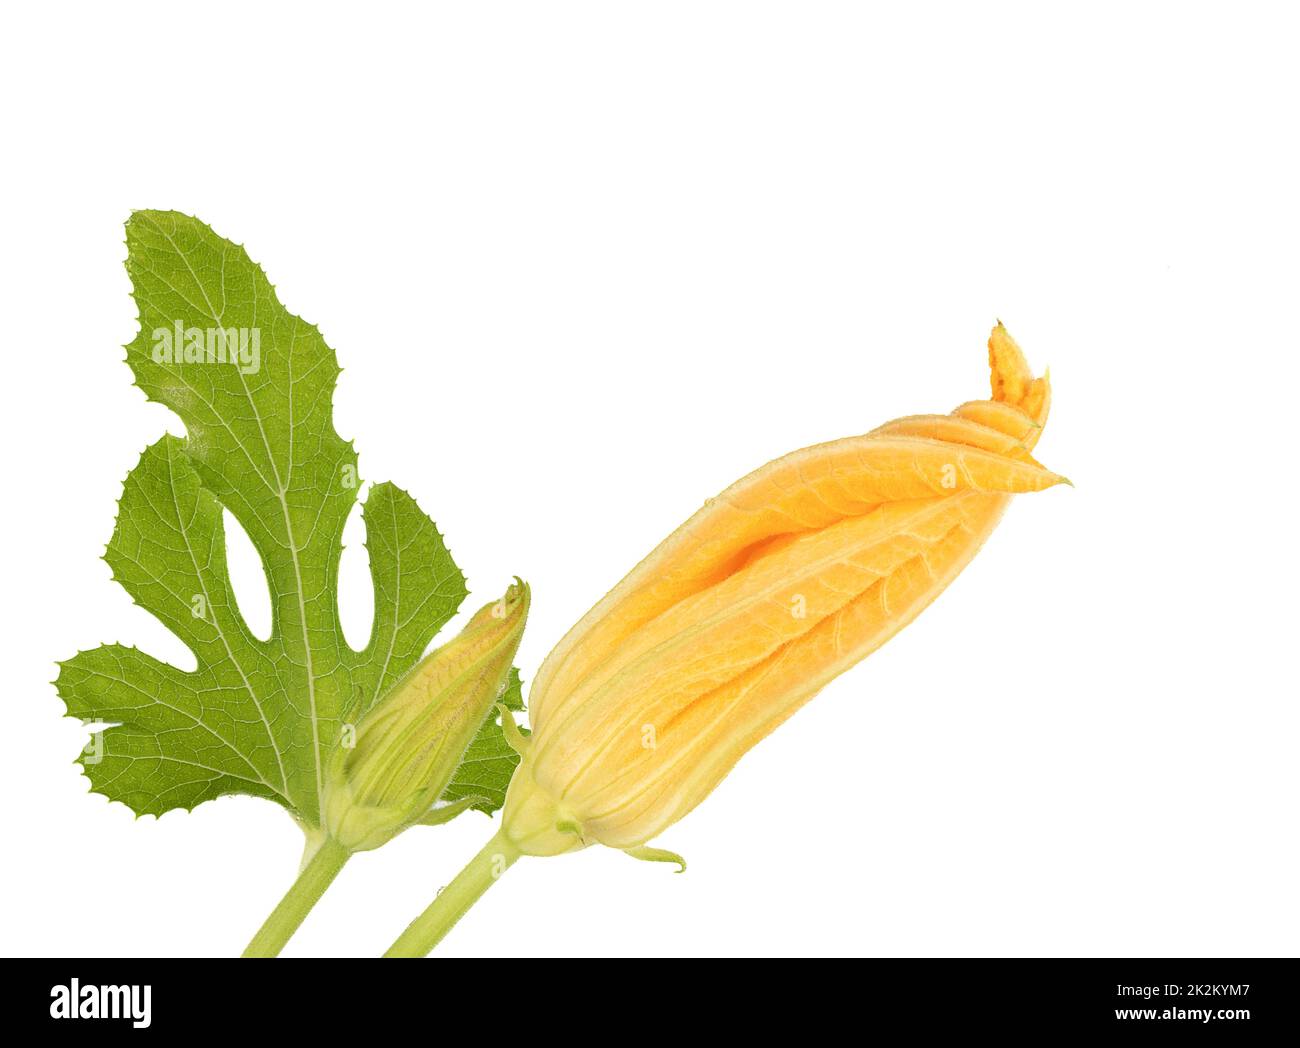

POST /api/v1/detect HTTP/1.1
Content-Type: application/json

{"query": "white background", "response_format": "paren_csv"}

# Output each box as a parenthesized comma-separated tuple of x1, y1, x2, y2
(2, 2, 1296, 958)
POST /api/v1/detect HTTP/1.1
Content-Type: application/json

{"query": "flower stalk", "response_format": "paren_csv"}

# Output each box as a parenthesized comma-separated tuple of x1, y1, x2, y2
(242, 837, 352, 958)
(384, 833, 521, 957)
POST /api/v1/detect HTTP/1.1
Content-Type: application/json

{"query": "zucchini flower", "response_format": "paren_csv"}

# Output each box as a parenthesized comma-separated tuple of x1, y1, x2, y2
(325, 580, 529, 853)
(386, 326, 1065, 955)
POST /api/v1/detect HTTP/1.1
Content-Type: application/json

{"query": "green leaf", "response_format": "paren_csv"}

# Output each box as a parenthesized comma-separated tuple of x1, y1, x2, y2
(55, 211, 472, 827)
(441, 669, 529, 814)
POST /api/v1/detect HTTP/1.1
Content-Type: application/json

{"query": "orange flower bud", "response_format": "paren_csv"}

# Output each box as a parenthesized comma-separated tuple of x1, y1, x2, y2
(501, 326, 1063, 858)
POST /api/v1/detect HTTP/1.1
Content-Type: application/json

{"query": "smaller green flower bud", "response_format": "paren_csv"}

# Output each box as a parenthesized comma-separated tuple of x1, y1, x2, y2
(325, 580, 529, 852)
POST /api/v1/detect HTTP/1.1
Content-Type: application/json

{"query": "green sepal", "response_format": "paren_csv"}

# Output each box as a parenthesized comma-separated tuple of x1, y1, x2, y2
(415, 795, 490, 827)
(624, 845, 687, 873)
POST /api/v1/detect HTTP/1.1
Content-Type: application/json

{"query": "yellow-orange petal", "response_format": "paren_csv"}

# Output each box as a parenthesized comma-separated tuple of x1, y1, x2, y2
(582, 496, 1009, 846)
(530, 436, 1064, 731)
(869, 413, 1044, 465)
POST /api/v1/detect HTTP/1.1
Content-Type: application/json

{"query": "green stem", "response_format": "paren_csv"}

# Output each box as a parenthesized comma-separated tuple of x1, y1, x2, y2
(384, 832, 520, 957)
(242, 836, 351, 957)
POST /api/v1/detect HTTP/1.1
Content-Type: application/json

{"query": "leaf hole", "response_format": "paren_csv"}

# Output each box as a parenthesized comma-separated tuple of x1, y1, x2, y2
(222, 509, 272, 642)
(338, 491, 375, 653)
